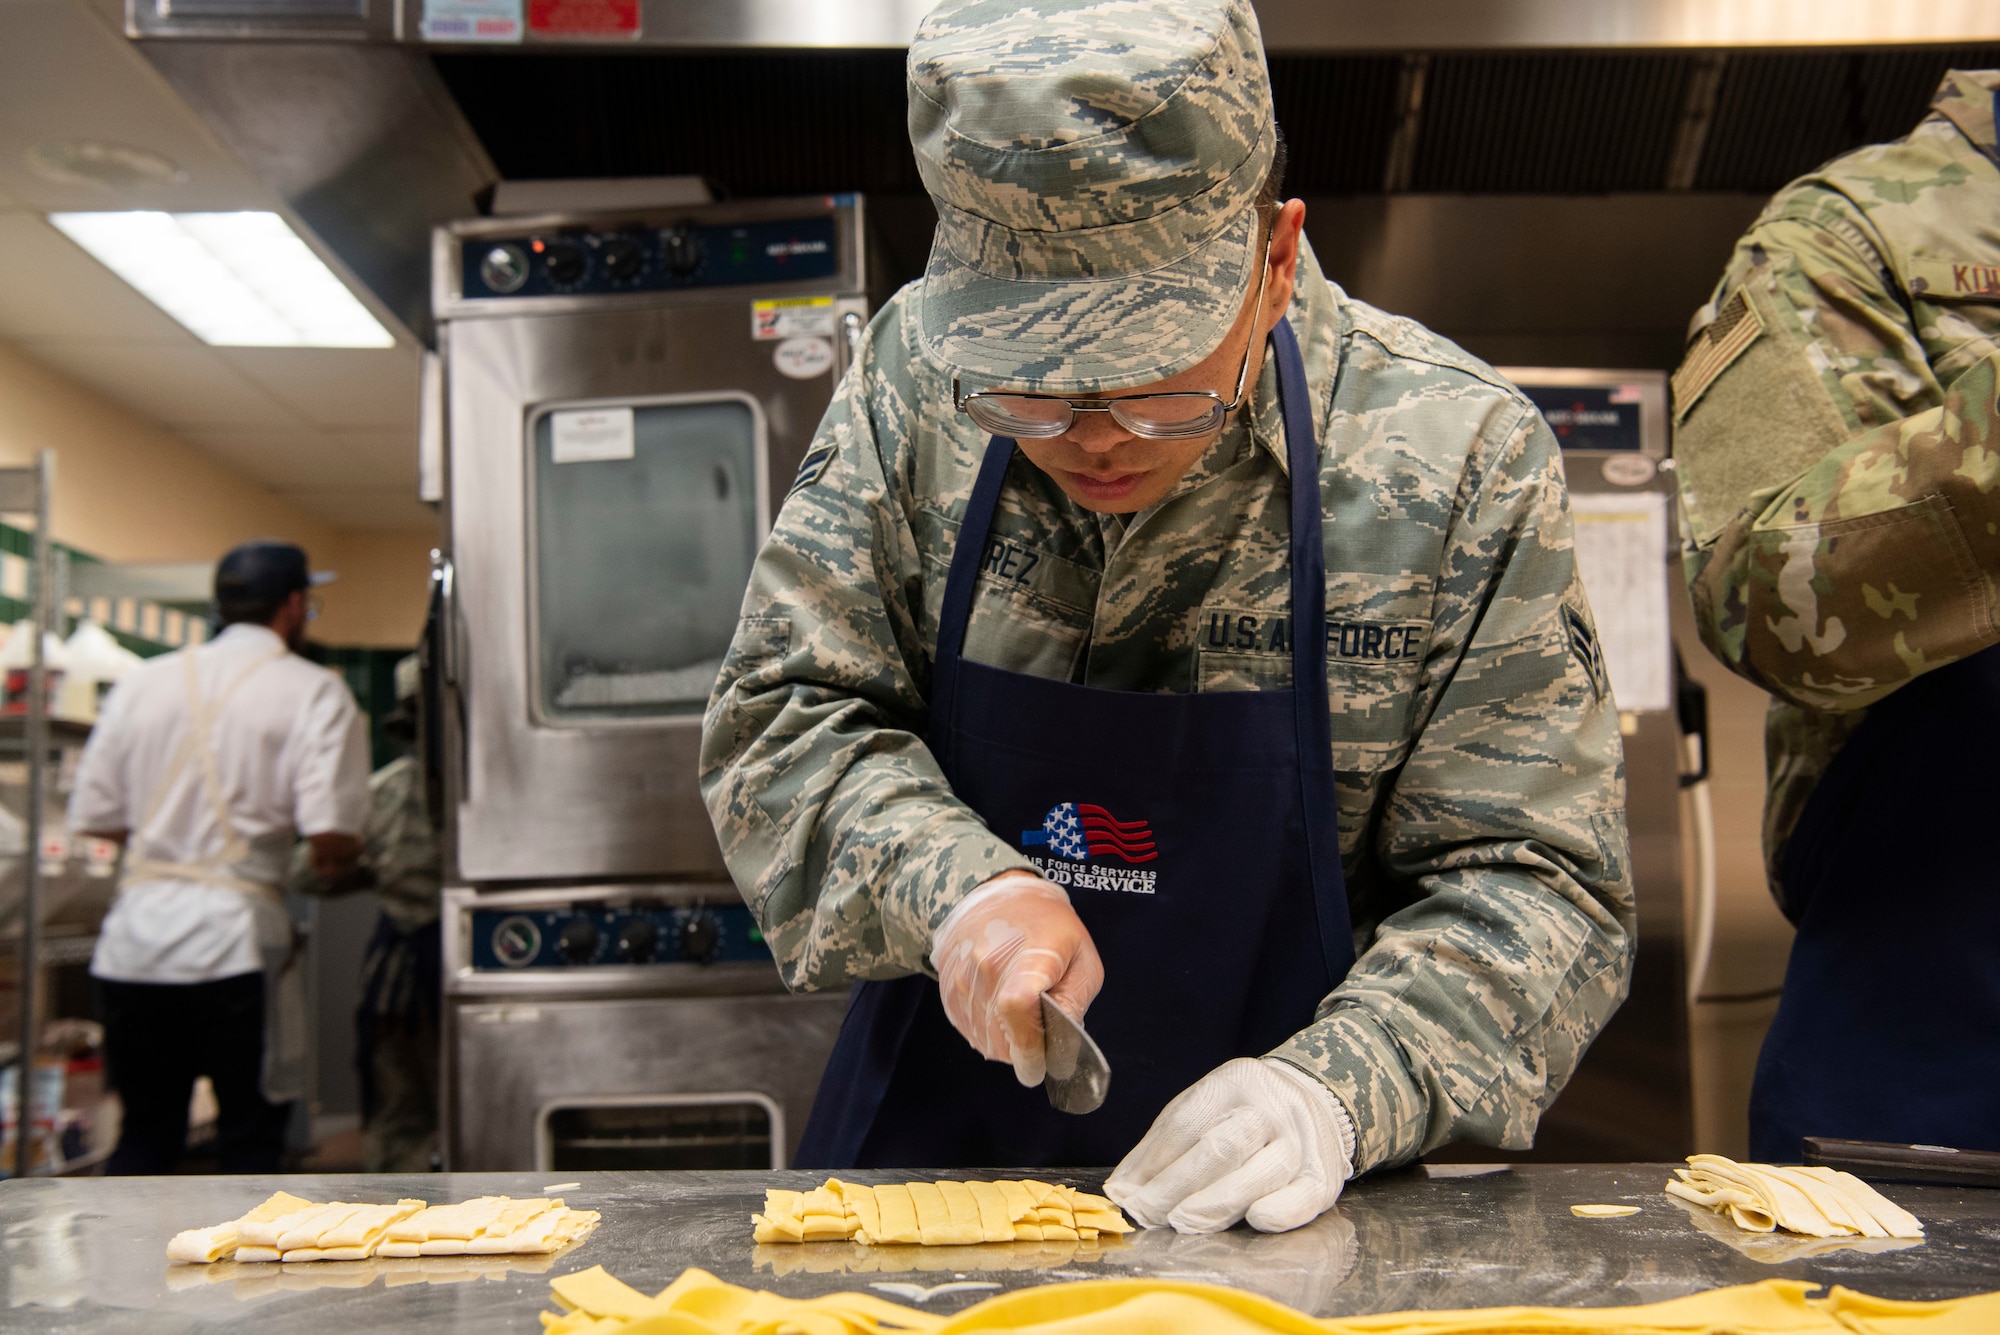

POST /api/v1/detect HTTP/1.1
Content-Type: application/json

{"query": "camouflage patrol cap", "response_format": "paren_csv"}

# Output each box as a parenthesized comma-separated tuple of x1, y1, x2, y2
(908, 0, 1277, 393)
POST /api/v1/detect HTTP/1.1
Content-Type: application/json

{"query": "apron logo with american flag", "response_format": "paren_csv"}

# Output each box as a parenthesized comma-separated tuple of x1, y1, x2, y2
(1020, 802, 1159, 894)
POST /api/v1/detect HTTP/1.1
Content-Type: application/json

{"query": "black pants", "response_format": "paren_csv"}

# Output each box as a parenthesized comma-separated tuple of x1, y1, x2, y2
(96, 973, 291, 1174)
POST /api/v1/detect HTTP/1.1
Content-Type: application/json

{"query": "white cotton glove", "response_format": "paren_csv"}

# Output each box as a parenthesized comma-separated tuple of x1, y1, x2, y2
(930, 872, 1104, 1087)
(1105, 1057, 1355, 1235)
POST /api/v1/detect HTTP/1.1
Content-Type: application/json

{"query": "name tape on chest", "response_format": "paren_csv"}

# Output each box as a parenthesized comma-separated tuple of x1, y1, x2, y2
(1908, 260, 2000, 299)
(1204, 608, 1428, 663)
(981, 536, 1043, 584)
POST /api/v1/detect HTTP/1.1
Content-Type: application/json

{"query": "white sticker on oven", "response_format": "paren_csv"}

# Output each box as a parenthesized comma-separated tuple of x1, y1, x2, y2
(421, 0, 523, 42)
(752, 295, 836, 341)
(773, 336, 835, 380)
(550, 407, 635, 463)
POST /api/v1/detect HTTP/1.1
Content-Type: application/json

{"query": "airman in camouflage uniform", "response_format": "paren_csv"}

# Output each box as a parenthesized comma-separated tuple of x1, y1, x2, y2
(1673, 70, 2000, 1157)
(292, 655, 442, 1172)
(1673, 69, 2000, 900)
(703, 0, 1633, 1190)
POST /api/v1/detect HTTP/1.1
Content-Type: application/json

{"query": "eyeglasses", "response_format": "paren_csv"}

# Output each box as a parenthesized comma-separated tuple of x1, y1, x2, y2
(953, 241, 1272, 441)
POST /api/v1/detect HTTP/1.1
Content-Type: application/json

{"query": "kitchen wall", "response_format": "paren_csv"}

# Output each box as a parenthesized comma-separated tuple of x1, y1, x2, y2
(316, 529, 434, 648)
(0, 339, 431, 647)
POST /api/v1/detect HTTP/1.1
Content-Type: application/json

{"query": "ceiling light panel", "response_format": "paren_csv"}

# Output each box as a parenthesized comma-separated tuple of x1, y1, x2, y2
(47, 211, 393, 348)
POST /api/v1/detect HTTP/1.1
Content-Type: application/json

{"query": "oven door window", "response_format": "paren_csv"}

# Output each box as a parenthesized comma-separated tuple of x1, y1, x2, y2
(529, 394, 765, 723)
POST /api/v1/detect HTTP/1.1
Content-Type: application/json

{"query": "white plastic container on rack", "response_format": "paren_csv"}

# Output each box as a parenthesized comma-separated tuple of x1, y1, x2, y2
(56, 620, 141, 724)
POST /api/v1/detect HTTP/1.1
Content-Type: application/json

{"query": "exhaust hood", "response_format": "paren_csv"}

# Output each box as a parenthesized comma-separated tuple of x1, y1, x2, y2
(122, 0, 2000, 347)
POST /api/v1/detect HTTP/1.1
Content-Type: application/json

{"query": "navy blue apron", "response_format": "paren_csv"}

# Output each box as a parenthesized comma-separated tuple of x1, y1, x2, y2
(795, 319, 1356, 1169)
(1750, 641, 2000, 1159)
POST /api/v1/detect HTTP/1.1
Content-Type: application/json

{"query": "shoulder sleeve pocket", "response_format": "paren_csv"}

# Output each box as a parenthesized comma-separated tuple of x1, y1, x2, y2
(722, 615, 793, 684)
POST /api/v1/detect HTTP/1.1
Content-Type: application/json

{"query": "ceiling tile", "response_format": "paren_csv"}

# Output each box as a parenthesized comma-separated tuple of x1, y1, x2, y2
(23, 340, 300, 429)
(0, 212, 192, 344)
(183, 426, 330, 487)
(326, 429, 420, 479)
(188, 427, 415, 490)
(282, 487, 435, 531)
(217, 347, 422, 431)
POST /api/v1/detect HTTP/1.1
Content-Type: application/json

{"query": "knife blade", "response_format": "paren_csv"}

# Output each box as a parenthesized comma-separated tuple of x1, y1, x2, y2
(1041, 993, 1110, 1115)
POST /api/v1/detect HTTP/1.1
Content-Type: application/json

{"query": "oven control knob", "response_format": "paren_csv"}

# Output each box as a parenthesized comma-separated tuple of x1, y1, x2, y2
(557, 916, 600, 964)
(479, 243, 530, 295)
(678, 911, 720, 965)
(618, 917, 658, 963)
(543, 239, 587, 286)
(660, 228, 704, 277)
(602, 235, 644, 282)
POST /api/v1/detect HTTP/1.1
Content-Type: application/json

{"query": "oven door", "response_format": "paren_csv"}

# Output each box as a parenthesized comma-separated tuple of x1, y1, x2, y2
(447, 301, 831, 882)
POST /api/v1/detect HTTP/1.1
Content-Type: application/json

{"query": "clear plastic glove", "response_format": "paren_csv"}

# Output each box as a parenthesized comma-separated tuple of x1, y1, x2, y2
(1105, 1057, 1355, 1235)
(930, 872, 1104, 1087)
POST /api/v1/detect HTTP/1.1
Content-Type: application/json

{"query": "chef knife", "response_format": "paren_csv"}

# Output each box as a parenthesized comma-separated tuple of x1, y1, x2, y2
(1803, 1136, 2000, 1188)
(1041, 993, 1110, 1115)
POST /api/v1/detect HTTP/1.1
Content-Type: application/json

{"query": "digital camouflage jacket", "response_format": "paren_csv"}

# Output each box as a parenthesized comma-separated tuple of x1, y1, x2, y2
(701, 239, 1635, 1175)
(1672, 70, 2000, 903)
(289, 754, 441, 933)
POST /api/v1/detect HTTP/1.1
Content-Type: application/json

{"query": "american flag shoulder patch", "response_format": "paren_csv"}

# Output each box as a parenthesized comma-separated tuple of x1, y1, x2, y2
(1671, 288, 1763, 423)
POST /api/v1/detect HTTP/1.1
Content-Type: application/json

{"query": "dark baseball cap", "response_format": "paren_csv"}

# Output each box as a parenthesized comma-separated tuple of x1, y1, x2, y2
(214, 541, 335, 604)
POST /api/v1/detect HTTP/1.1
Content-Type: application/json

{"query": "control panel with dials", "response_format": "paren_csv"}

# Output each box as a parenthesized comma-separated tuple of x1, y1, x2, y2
(460, 211, 842, 301)
(470, 901, 769, 971)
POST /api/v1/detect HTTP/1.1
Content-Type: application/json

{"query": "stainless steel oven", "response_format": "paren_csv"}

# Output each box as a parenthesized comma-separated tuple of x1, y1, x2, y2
(441, 884, 848, 1171)
(436, 195, 865, 885)
(431, 196, 866, 1167)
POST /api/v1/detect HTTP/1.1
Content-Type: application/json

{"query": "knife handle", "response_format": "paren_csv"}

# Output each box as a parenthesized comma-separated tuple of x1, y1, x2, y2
(1803, 1136, 2000, 1188)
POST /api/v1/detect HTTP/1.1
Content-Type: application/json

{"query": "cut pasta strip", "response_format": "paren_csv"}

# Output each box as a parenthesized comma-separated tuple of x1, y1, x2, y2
(873, 1183, 922, 1245)
(169, 1193, 600, 1265)
(472, 1206, 600, 1255)
(545, 1265, 2000, 1335)
(1665, 1155, 1923, 1240)
(750, 1178, 1133, 1246)
(408, 1196, 516, 1243)
(165, 1191, 316, 1265)
(278, 1203, 372, 1254)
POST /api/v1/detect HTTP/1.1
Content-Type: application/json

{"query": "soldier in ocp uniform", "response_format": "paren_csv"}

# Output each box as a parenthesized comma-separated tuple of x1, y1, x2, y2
(293, 654, 442, 1172)
(1673, 71, 2000, 1158)
(703, 0, 1634, 1233)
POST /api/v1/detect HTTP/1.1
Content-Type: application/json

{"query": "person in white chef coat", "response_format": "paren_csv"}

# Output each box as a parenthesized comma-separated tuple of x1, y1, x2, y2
(69, 541, 370, 1174)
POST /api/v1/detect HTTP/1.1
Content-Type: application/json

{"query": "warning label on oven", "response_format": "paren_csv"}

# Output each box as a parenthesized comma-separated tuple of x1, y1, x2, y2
(551, 407, 635, 463)
(421, 0, 523, 42)
(527, 0, 638, 37)
(752, 296, 836, 341)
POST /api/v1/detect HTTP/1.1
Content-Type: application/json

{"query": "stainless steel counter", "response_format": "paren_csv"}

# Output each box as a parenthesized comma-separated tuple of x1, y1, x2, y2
(3, 1164, 1996, 1332)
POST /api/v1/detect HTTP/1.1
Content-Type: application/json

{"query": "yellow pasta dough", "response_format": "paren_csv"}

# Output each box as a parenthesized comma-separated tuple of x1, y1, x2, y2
(164, 1191, 316, 1264)
(167, 1193, 599, 1265)
(542, 1265, 2000, 1335)
(968, 1181, 1014, 1243)
(1664, 1155, 1923, 1240)
(750, 1179, 1133, 1246)
(906, 1181, 953, 1243)
(873, 1184, 922, 1245)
